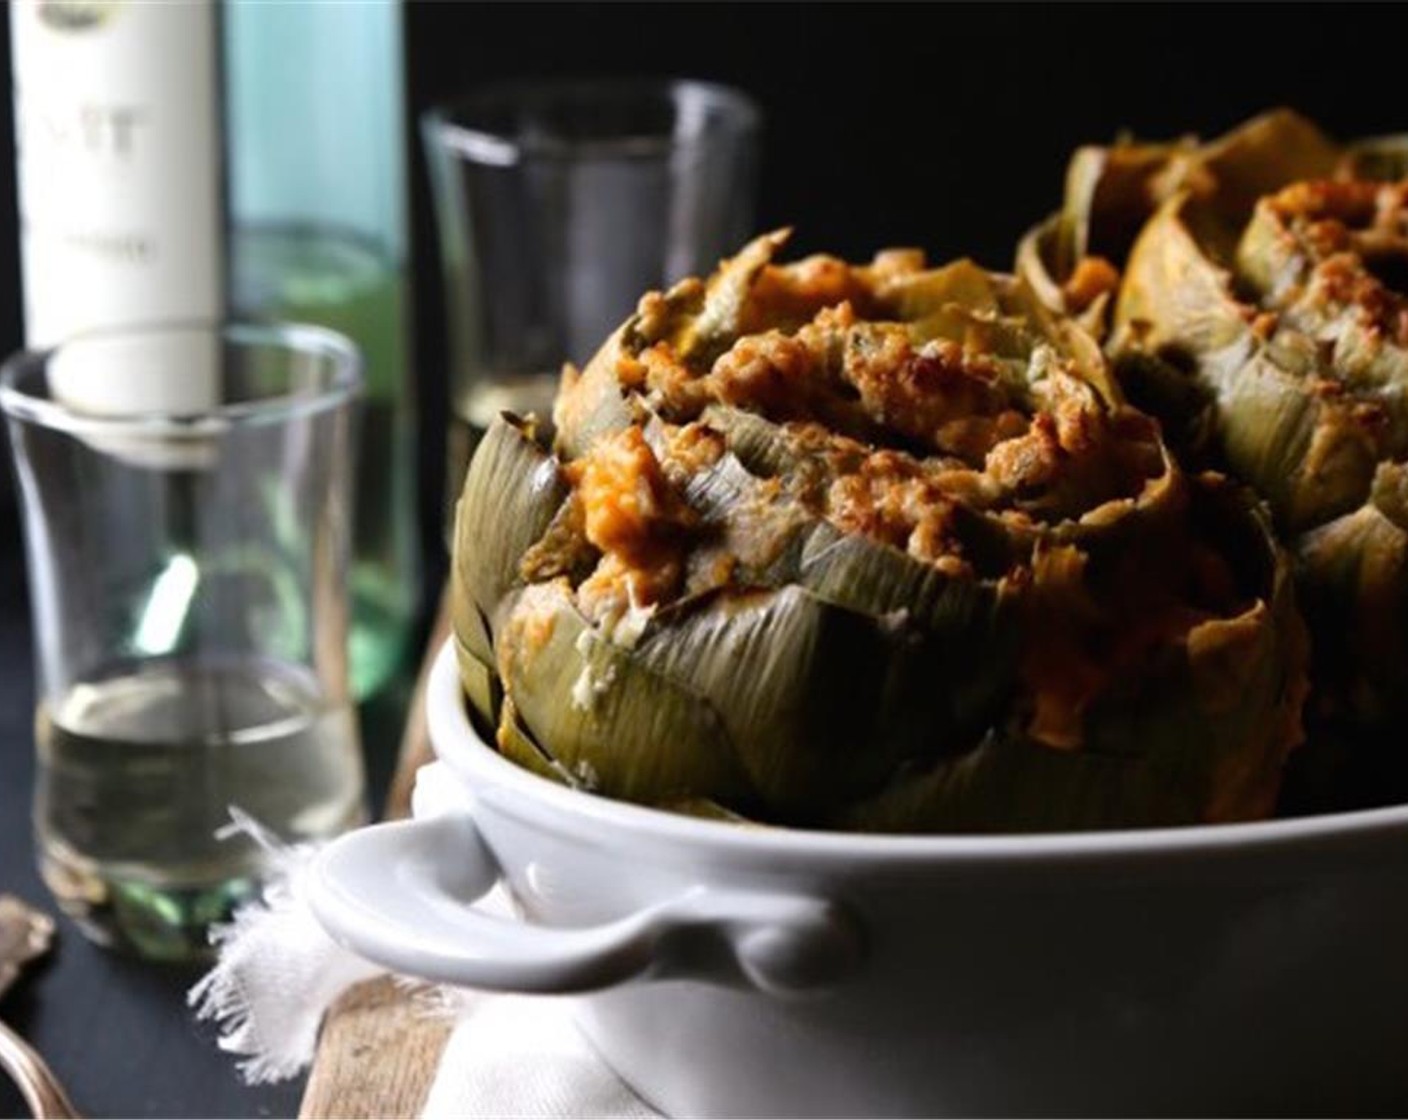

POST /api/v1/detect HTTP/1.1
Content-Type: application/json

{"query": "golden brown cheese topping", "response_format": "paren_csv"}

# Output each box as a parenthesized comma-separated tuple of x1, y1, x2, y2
(557, 248, 1182, 626)
(584, 291, 1155, 607)
(824, 451, 975, 576)
(567, 427, 696, 621)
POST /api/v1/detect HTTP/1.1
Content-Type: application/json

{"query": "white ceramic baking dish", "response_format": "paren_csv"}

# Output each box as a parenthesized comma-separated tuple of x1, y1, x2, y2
(310, 640, 1408, 1116)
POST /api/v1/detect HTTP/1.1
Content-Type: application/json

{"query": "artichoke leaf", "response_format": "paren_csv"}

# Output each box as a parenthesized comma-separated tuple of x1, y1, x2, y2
(496, 696, 580, 790)
(1117, 194, 1252, 359)
(1331, 324, 1408, 392)
(620, 229, 789, 367)
(669, 448, 1024, 758)
(1286, 492, 1408, 805)
(655, 797, 758, 824)
(454, 633, 503, 731)
(1058, 139, 1190, 268)
(1021, 285, 1127, 405)
(680, 453, 819, 588)
(797, 521, 1009, 633)
(638, 412, 821, 588)
(1214, 347, 1376, 530)
(675, 229, 791, 365)
(1086, 480, 1304, 822)
(699, 404, 807, 478)
(453, 414, 570, 664)
(796, 523, 1017, 747)
(1019, 135, 1185, 321)
(602, 230, 776, 367)
(843, 530, 1301, 835)
(907, 304, 1037, 366)
(680, 447, 768, 517)
(553, 328, 637, 460)
(450, 497, 493, 663)
(498, 583, 754, 806)
(1202, 578, 1308, 825)
(880, 258, 1003, 322)
(1015, 215, 1109, 340)
(1081, 598, 1296, 824)
(1296, 496, 1408, 722)
(1370, 459, 1408, 530)
(1233, 199, 1308, 302)
(550, 233, 787, 457)
(632, 583, 922, 814)
(1346, 133, 1408, 181)
(838, 734, 1190, 834)
(1166, 108, 1341, 229)
(1112, 346, 1220, 463)
(1114, 197, 1361, 523)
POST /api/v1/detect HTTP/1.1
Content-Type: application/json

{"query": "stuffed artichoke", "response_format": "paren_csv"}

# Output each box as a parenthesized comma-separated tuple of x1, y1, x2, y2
(452, 232, 1307, 832)
(1027, 109, 1408, 807)
(1017, 109, 1406, 340)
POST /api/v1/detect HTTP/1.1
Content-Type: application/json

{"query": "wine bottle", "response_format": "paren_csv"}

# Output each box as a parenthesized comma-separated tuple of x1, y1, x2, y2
(10, 0, 420, 699)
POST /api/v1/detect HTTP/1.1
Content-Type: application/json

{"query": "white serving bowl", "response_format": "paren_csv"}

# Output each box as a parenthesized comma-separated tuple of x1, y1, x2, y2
(311, 640, 1408, 1117)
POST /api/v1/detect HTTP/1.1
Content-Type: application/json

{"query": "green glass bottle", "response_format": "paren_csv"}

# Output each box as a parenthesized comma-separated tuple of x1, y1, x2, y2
(224, 0, 419, 698)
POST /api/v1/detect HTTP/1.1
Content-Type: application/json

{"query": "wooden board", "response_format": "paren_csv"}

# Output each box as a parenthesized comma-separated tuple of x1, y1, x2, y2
(299, 594, 452, 1120)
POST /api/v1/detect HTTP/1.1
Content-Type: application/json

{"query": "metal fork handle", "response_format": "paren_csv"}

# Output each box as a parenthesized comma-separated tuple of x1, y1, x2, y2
(0, 1018, 80, 1119)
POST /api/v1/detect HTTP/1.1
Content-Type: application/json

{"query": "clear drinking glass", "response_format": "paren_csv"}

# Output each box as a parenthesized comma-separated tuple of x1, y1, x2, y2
(1, 322, 368, 961)
(422, 77, 761, 519)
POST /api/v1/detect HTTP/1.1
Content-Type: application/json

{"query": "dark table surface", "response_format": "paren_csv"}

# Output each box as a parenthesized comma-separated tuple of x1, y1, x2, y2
(0, 504, 428, 1120)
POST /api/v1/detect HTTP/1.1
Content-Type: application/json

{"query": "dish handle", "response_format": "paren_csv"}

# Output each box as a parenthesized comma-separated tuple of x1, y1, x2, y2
(308, 810, 863, 995)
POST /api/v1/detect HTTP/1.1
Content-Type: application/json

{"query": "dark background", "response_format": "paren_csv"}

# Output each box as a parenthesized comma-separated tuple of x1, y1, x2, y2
(2, 3, 1407, 1117)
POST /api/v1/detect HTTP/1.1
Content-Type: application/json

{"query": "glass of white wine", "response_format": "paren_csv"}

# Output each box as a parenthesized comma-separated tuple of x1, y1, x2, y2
(0, 322, 368, 961)
(422, 78, 761, 529)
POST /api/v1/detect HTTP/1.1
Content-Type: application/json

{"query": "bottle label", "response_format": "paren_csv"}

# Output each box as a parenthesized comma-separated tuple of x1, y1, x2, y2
(11, 0, 223, 348)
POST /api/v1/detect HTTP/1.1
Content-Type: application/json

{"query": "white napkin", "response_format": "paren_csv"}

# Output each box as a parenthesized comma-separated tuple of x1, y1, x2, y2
(423, 994, 656, 1120)
(189, 779, 660, 1119)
